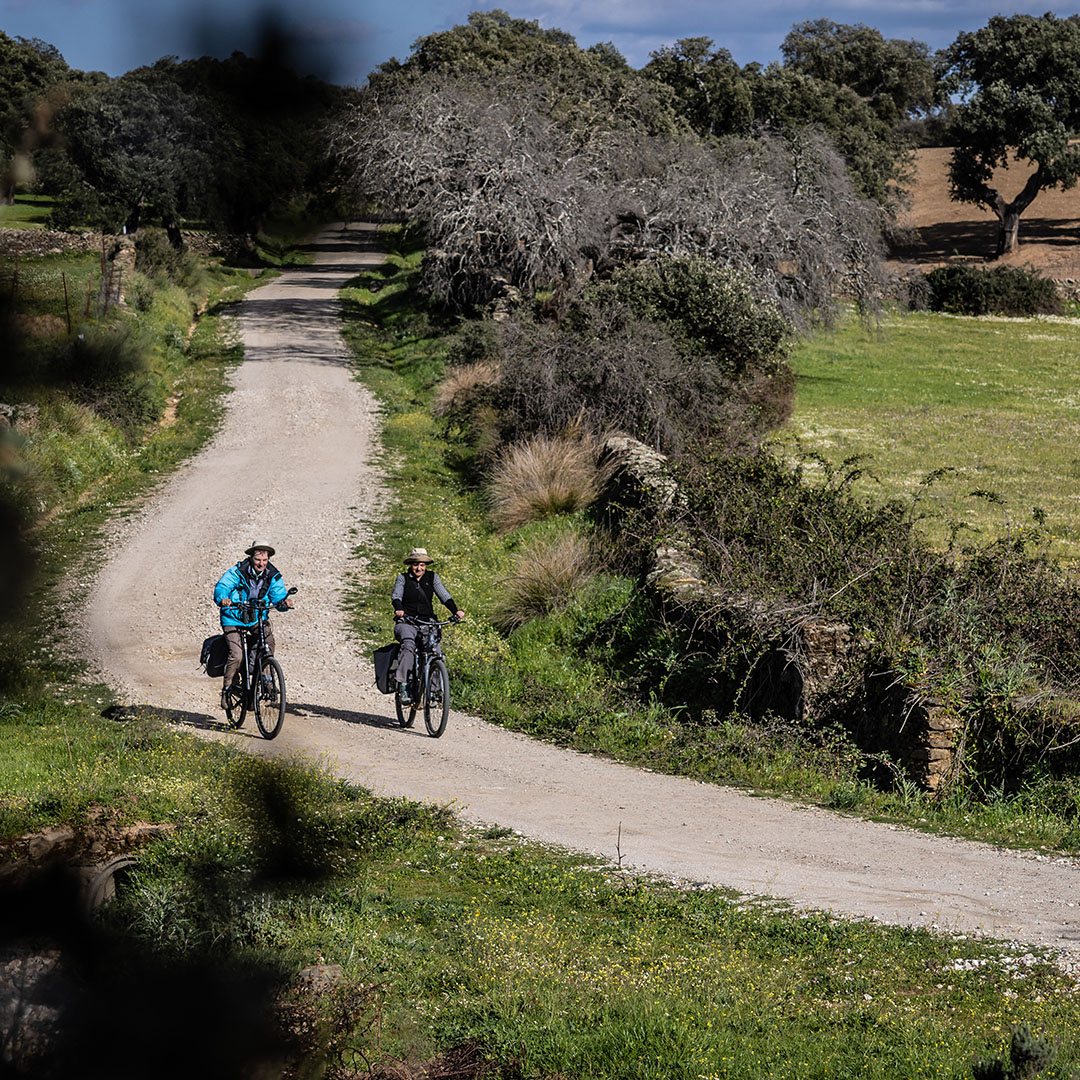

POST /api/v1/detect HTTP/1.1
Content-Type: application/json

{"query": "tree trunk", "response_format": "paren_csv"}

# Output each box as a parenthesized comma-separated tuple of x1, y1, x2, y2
(166, 222, 183, 250)
(996, 209, 1021, 256)
(990, 168, 1045, 258)
(125, 205, 141, 234)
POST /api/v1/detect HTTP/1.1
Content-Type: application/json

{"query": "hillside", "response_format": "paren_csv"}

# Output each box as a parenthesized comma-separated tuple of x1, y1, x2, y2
(892, 147, 1080, 277)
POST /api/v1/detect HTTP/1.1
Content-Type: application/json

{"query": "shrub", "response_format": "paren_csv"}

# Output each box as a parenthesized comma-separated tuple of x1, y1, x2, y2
(489, 428, 605, 533)
(923, 264, 1063, 317)
(135, 228, 207, 295)
(494, 298, 793, 455)
(666, 447, 1080, 790)
(53, 322, 163, 427)
(492, 529, 594, 633)
(593, 256, 791, 377)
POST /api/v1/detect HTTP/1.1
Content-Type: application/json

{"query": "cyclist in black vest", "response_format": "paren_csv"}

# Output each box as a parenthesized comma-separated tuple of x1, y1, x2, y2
(392, 547, 465, 702)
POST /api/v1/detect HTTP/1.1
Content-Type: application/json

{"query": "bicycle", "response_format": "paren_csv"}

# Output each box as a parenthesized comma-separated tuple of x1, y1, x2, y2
(394, 615, 458, 738)
(221, 588, 297, 739)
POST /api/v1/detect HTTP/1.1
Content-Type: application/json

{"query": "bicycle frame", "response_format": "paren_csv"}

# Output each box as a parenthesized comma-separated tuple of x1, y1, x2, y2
(230, 602, 274, 706)
(398, 616, 451, 697)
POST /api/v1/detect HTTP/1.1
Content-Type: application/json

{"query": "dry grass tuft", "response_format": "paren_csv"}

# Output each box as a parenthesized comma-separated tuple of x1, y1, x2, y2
(488, 428, 605, 532)
(432, 360, 500, 417)
(492, 529, 593, 633)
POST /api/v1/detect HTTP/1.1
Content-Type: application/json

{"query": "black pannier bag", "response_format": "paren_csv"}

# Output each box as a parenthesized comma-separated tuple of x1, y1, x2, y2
(373, 642, 399, 694)
(200, 634, 229, 678)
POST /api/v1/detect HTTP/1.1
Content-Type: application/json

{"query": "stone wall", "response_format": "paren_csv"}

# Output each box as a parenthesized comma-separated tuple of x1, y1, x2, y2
(599, 433, 962, 792)
(0, 227, 250, 260)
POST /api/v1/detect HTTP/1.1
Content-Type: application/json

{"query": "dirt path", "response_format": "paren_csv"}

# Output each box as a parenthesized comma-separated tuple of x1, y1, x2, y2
(83, 223, 1080, 962)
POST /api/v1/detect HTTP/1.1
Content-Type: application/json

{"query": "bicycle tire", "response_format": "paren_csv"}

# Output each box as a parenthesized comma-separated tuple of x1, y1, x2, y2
(395, 685, 418, 727)
(254, 657, 286, 740)
(224, 684, 246, 729)
(424, 659, 450, 738)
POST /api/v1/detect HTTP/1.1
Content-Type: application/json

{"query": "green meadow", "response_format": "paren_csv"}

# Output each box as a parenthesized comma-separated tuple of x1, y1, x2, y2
(0, 193, 54, 228)
(775, 312, 1080, 558)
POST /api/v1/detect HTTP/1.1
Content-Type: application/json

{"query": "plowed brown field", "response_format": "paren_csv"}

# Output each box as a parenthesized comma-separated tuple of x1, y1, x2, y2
(891, 146, 1080, 277)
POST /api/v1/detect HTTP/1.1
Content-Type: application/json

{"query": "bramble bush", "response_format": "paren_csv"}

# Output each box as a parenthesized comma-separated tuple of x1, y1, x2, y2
(650, 448, 1080, 791)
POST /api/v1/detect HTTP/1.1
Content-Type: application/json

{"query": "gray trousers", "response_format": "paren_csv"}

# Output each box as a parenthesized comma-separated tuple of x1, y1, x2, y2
(223, 623, 275, 687)
(394, 621, 420, 683)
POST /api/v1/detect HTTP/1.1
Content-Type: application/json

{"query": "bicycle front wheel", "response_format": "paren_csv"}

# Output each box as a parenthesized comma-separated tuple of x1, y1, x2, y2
(224, 683, 247, 729)
(254, 657, 286, 740)
(395, 684, 417, 727)
(424, 659, 450, 738)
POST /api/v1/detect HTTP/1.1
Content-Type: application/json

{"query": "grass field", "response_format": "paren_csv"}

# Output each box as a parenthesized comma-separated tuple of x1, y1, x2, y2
(0, 193, 54, 228)
(774, 311, 1080, 559)
(6, 696, 1077, 1080)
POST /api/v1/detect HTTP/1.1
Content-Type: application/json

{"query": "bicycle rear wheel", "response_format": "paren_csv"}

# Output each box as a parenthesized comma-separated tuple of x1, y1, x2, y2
(424, 659, 449, 738)
(254, 657, 286, 740)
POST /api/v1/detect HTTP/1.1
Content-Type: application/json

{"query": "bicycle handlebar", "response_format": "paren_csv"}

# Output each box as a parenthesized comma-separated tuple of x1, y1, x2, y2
(219, 587, 298, 617)
(395, 614, 461, 627)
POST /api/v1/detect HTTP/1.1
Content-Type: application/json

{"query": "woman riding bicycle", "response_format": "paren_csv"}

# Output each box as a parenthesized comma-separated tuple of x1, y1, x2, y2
(392, 547, 464, 703)
(214, 540, 294, 712)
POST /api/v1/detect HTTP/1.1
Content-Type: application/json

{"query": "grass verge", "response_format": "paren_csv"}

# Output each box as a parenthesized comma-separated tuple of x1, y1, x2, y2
(6, 698, 1080, 1079)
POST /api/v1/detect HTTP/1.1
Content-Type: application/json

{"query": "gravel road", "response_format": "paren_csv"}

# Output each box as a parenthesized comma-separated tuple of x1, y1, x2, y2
(83, 223, 1080, 962)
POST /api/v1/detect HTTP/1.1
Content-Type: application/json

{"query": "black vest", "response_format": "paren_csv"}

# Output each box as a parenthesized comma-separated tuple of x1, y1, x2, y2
(401, 572, 437, 620)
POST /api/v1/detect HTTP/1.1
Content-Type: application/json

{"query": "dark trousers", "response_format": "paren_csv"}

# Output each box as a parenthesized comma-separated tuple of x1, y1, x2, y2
(394, 621, 420, 683)
(222, 622, 275, 687)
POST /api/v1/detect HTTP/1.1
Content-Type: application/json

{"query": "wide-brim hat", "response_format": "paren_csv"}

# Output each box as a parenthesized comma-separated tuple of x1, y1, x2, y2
(404, 547, 434, 565)
(245, 540, 276, 557)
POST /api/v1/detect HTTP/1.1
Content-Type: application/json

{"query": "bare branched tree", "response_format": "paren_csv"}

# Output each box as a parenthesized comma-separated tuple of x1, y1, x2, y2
(329, 75, 887, 317)
(607, 127, 887, 321)
(330, 77, 606, 307)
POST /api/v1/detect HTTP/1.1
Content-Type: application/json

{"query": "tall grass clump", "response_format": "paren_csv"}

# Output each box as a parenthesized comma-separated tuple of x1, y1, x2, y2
(488, 428, 604, 532)
(492, 528, 594, 633)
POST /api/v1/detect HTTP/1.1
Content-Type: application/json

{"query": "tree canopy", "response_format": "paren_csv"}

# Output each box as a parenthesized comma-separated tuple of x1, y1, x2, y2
(643, 23, 940, 212)
(941, 12, 1080, 256)
(780, 19, 941, 128)
(0, 32, 83, 202)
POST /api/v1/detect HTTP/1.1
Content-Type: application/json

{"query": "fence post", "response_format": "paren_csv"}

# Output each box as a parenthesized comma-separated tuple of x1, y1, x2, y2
(62, 272, 72, 334)
(85, 270, 94, 317)
(103, 261, 114, 315)
(12, 250, 17, 298)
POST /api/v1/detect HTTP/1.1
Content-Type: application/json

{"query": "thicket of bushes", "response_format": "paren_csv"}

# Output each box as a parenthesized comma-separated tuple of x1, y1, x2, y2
(919, 264, 1064, 317)
(420, 236, 1080, 797)
(661, 451, 1080, 791)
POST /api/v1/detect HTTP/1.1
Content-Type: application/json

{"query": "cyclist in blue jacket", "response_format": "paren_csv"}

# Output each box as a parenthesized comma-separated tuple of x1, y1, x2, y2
(214, 541, 293, 711)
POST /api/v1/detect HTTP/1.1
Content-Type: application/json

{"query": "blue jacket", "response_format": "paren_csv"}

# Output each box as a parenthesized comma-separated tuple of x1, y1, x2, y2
(214, 558, 290, 628)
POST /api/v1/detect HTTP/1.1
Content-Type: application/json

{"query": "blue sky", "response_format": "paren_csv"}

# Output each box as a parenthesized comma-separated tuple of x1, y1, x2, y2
(2, 0, 1078, 86)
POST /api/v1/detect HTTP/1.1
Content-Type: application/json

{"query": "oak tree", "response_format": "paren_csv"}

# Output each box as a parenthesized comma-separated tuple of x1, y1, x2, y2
(941, 13, 1080, 256)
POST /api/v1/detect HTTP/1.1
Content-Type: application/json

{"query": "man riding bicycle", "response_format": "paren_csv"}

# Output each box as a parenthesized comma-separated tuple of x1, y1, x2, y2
(392, 547, 464, 703)
(214, 541, 294, 712)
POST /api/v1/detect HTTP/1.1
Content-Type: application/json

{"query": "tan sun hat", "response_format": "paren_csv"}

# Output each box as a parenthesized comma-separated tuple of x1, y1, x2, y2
(403, 547, 434, 565)
(245, 540, 276, 557)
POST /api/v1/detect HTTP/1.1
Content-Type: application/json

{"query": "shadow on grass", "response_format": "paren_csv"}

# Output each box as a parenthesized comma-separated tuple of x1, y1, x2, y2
(893, 215, 1080, 263)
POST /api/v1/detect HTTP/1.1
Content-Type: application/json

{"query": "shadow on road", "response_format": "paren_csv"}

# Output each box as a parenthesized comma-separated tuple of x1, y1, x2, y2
(290, 700, 429, 735)
(103, 700, 429, 738)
